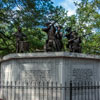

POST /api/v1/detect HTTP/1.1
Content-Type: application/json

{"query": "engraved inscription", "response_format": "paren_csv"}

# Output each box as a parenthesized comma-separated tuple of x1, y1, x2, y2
(72, 68, 93, 82)
(20, 70, 51, 82)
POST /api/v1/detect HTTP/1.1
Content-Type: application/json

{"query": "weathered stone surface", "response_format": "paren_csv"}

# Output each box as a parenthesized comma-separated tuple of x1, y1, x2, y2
(2, 52, 100, 60)
(1, 52, 100, 83)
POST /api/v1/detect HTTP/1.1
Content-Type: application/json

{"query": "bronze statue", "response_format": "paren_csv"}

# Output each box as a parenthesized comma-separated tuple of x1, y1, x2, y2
(55, 25, 63, 51)
(71, 31, 82, 53)
(14, 27, 29, 53)
(42, 22, 56, 51)
(43, 22, 63, 52)
(65, 27, 82, 53)
(65, 27, 74, 52)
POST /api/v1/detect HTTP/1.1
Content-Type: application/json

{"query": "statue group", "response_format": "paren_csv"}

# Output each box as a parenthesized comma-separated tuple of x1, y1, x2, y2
(14, 24, 82, 53)
(42, 22, 63, 52)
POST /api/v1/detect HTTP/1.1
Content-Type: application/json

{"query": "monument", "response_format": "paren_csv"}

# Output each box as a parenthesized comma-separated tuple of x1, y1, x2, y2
(0, 23, 98, 100)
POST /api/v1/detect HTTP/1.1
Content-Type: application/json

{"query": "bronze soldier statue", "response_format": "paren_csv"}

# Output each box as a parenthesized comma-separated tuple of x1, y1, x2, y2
(65, 27, 82, 53)
(65, 27, 74, 52)
(70, 31, 82, 53)
(14, 27, 29, 53)
(42, 22, 56, 51)
(55, 25, 63, 51)
(43, 22, 63, 52)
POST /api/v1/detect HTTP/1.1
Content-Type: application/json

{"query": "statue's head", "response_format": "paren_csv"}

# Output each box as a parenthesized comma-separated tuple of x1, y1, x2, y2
(72, 31, 78, 36)
(17, 26, 21, 32)
(57, 25, 62, 29)
(65, 27, 71, 32)
(45, 22, 51, 26)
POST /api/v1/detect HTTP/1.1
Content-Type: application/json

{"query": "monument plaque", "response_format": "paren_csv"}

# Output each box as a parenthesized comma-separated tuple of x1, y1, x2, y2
(21, 70, 51, 82)
(72, 68, 93, 82)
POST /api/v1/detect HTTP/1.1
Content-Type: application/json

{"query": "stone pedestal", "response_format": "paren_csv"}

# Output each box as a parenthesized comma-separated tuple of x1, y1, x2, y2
(1, 52, 100, 83)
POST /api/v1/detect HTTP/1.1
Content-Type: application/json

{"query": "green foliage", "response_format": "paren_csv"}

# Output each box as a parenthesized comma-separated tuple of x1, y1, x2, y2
(82, 34, 100, 54)
(74, 0, 100, 54)
(0, 0, 54, 56)
(23, 28, 46, 51)
(0, 0, 100, 56)
(60, 0, 100, 54)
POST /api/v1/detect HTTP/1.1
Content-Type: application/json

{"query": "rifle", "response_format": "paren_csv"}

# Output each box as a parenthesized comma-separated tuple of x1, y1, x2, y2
(50, 17, 62, 26)
(80, 33, 92, 38)
(67, 32, 92, 43)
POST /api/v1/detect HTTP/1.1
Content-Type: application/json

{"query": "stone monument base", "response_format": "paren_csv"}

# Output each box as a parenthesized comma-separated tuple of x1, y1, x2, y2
(1, 52, 100, 83)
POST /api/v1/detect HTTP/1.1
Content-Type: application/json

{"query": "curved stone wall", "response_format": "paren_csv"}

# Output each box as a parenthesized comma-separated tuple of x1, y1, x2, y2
(1, 52, 100, 83)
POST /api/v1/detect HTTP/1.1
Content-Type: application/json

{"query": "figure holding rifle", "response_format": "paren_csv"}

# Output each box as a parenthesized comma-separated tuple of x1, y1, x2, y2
(65, 27, 82, 53)
(42, 22, 56, 51)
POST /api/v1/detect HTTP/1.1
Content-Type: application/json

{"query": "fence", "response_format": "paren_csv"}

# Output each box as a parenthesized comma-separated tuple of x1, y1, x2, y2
(70, 81, 100, 100)
(0, 81, 100, 100)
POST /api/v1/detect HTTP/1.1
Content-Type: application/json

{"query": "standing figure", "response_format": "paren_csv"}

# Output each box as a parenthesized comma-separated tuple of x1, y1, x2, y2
(65, 27, 74, 52)
(55, 25, 63, 51)
(65, 27, 82, 53)
(14, 27, 29, 53)
(71, 31, 82, 53)
(42, 22, 56, 51)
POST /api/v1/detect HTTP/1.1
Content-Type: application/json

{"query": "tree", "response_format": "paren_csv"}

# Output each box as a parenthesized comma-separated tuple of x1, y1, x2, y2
(0, 0, 100, 56)
(74, 0, 100, 54)
(60, 0, 100, 54)
(0, 0, 55, 56)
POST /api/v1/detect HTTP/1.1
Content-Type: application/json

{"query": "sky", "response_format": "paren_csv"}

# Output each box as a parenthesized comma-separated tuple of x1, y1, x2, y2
(51, 0, 81, 16)
(14, 0, 80, 16)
